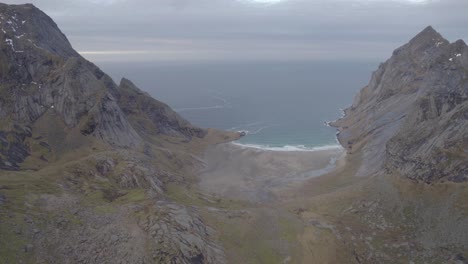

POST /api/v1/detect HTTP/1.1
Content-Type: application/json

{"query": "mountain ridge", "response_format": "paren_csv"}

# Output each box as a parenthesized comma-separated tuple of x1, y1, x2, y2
(332, 25, 468, 183)
(0, 3, 210, 171)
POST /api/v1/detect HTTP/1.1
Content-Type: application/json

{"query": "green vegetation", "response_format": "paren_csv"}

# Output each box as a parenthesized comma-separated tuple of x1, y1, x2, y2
(94, 204, 117, 214)
(0, 171, 61, 264)
(0, 213, 31, 264)
(278, 217, 299, 243)
(115, 189, 146, 204)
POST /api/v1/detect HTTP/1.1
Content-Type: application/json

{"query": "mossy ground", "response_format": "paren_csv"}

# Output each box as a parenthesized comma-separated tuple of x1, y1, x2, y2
(0, 170, 59, 263)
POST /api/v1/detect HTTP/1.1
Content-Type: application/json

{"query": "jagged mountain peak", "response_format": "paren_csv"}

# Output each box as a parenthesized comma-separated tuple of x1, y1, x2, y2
(391, 26, 450, 62)
(119, 78, 149, 96)
(408, 25, 446, 45)
(454, 38, 467, 46)
(415, 25, 439, 37)
(0, 3, 78, 57)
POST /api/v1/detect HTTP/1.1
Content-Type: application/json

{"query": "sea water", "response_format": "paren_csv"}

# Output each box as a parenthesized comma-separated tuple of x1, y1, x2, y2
(99, 61, 377, 151)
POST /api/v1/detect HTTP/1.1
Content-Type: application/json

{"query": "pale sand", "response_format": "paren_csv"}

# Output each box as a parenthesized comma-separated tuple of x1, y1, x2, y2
(197, 143, 344, 203)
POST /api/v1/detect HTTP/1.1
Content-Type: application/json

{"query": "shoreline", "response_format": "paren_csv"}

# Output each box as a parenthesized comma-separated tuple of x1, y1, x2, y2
(230, 141, 343, 152)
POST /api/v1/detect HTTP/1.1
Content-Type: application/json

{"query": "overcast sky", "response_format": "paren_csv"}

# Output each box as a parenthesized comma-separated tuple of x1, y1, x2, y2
(3, 0, 468, 63)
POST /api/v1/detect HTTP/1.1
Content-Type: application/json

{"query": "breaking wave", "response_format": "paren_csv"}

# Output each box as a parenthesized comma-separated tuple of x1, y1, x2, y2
(231, 142, 343, 152)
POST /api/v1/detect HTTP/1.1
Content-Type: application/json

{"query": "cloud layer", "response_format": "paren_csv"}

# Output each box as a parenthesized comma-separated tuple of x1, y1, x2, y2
(3, 0, 468, 62)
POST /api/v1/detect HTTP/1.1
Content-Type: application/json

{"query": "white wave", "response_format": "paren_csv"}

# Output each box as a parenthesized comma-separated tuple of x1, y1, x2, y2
(231, 142, 343, 152)
(338, 106, 351, 118)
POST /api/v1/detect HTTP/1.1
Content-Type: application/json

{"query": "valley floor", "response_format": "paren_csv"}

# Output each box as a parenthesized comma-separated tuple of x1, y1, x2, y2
(192, 143, 468, 264)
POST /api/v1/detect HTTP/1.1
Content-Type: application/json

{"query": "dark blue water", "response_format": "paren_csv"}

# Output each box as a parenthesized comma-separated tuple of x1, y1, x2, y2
(98, 61, 377, 150)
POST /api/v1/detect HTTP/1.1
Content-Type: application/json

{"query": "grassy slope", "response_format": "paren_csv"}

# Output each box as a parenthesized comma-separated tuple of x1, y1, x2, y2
(0, 127, 239, 263)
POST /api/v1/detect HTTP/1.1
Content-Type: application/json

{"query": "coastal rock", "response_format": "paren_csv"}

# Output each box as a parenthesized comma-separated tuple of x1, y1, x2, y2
(332, 26, 468, 182)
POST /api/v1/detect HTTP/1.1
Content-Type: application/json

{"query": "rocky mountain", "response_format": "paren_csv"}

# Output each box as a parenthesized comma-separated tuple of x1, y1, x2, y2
(332, 26, 468, 183)
(314, 26, 468, 264)
(0, 3, 207, 171)
(0, 3, 239, 264)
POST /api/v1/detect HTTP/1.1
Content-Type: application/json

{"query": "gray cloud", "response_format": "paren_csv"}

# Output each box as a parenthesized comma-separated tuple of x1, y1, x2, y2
(3, 0, 468, 62)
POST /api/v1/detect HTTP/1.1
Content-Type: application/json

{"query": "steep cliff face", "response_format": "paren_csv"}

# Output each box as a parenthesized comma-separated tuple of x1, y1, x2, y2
(332, 26, 468, 183)
(0, 3, 206, 170)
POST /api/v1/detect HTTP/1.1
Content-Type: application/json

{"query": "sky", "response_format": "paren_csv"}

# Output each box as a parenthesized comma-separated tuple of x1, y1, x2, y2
(3, 0, 468, 63)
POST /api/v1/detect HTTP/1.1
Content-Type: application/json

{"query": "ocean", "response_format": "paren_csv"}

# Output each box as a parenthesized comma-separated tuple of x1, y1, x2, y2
(98, 61, 377, 151)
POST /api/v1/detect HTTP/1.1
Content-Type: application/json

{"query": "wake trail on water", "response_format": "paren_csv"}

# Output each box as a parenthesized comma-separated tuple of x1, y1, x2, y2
(175, 105, 224, 112)
(174, 92, 231, 113)
(229, 121, 268, 131)
(229, 121, 279, 136)
(247, 124, 279, 135)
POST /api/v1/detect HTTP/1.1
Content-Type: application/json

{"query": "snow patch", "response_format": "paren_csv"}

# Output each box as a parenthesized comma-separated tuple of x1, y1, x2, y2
(5, 38, 24, 53)
(5, 38, 13, 49)
(449, 58, 453, 62)
(5, 18, 18, 32)
(456, 53, 462, 57)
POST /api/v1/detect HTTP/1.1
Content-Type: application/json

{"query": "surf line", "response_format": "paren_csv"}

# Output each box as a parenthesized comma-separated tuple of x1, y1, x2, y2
(231, 142, 343, 152)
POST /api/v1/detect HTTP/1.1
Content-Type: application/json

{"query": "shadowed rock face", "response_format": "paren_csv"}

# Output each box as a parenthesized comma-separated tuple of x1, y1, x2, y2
(0, 4, 205, 170)
(332, 26, 468, 183)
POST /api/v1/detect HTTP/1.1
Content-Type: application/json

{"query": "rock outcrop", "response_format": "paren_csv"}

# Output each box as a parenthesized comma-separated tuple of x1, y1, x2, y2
(332, 26, 468, 183)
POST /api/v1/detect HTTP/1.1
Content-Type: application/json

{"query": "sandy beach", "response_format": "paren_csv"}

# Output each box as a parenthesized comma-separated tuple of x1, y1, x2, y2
(197, 142, 344, 203)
